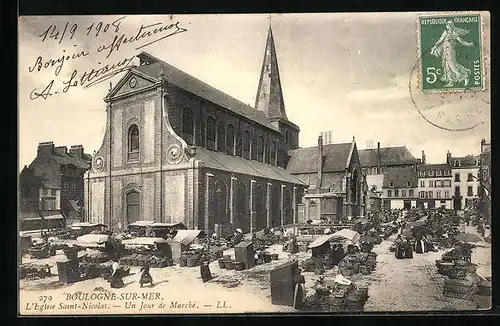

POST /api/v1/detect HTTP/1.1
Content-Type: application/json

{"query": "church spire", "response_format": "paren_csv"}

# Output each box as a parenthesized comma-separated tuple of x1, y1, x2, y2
(254, 22, 288, 120)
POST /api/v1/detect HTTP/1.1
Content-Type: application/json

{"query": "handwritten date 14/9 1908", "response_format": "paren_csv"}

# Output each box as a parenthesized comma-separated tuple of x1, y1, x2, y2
(30, 56, 135, 100)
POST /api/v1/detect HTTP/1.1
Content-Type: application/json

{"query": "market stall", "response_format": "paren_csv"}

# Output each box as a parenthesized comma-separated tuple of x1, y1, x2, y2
(120, 237, 172, 268)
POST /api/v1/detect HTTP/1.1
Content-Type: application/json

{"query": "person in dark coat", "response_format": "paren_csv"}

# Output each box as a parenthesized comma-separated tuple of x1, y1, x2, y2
(404, 238, 414, 259)
(110, 259, 125, 288)
(394, 235, 405, 259)
(139, 262, 153, 288)
(199, 254, 212, 283)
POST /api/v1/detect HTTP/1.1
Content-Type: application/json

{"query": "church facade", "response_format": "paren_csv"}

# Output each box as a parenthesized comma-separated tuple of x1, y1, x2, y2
(84, 27, 306, 235)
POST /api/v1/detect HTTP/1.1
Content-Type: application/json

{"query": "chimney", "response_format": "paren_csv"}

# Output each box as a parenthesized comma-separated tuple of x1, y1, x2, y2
(377, 142, 381, 174)
(54, 146, 68, 156)
(318, 135, 324, 190)
(421, 150, 426, 164)
(69, 145, 84, 158)
(37, 142, 55, 156)
(446, 150, 451, 164)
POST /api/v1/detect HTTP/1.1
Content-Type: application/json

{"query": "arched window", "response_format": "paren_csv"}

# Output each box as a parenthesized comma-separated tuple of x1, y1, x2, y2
(182, 108, 194, 145)
(269, 141, 277, 165)
(242, 131, 250, 159)
(128, 124, 139, 161)
(256, 136, 264, 162)
(126, 191, 140, 224)
(206, 116, 217, 150)
(226, 124, 235, 155)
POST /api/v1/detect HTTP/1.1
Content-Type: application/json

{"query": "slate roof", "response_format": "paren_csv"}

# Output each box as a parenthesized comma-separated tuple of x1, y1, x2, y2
(417, 163, 451, 171)
(358, 147, 417, 167)
(449, 155, 479, 167)
(132, 53, 279, 132)
(286, 143, 353, 174)
(52, 152, 91, 169)
(383, 166, 418, 188)
(195, 147, 306, 185)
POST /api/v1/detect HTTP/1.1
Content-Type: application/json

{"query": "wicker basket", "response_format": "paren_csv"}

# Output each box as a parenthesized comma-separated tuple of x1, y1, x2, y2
(218, 259, 226, 269)
(271, 253, 279, 260)
(224, 260, 234, 270)
(233, 261, 245, 271)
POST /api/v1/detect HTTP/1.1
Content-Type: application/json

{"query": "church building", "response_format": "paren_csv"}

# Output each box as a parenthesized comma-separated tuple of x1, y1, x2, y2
(84, 26, 306, 235)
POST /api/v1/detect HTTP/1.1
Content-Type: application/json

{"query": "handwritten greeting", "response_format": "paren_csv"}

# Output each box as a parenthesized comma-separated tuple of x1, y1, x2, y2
(28, 16, 188, 101)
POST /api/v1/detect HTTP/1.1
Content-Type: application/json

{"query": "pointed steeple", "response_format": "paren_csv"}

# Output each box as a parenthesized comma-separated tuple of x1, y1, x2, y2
(255, 25, 288, 120)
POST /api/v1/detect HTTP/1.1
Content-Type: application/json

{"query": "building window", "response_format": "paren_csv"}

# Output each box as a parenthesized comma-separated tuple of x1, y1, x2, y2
(235, 132, 242, 156)
(387, 190, 392, 197)
(467, 173, 474, 182)
(428, 171, 435, 176)
(428, 191, 433, 198)
(455, 186, 460, 195)
(436, 170, 442, 176)
(409, 189, 414, 197)
(226, 124, 235, 155)
(418, 171, 424, 177)
(394, 189, 399, 197)
(401, 190, 406, 197)
(428, 180, 433, 188)
(444, 170, 451, 176)
(61, 165, 67, 175)
(444, 180, 451, 187)
(418, 191, 424, 198)
(128, 124, 140, 161)
(389, 181, 394, 188)
(51, 189, 56, 196)
(444, 191, 450, 198)
(436, 191, 441, 198)
(242, 131, 250, 159)
(218, 124, 226, 152)
(423, 192, 428, 198)
(420, 180, 425, 188)
(454, 173, 460, 182)
(256, 136, 264, 162)
(407, 181, 411, 187)
(206, 116, 217, 150)
(126, 191, 140, 224)
(467, 186, 473, 196)
(454, 159, 460, 167)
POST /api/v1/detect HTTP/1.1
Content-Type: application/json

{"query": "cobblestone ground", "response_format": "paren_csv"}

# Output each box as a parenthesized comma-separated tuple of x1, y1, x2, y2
(364, 226, 491, 312)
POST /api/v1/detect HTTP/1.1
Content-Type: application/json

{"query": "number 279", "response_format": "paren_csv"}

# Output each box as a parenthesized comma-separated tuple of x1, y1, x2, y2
(425, 67, 442, 84)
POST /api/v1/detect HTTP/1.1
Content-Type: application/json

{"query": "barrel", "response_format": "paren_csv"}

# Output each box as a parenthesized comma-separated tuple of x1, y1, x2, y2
(179, 257, 187, 267)
(186, 257, 200, 267)
(224, 260, 234, 270)
(233, 261, 245, 271)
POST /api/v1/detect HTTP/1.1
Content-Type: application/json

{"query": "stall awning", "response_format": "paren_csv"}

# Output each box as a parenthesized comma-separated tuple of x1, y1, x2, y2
(128, 221, 155, 227)
(70, 222, 107, 228)
(331, 229, 361, 244)
(122, 237, 168, 246)
(44, 214, 65, 220)
(77, 234, 110, 244)
(308, 234, 337, 249)
(173, 230, 203, 246)
(151, 222, 187, 229)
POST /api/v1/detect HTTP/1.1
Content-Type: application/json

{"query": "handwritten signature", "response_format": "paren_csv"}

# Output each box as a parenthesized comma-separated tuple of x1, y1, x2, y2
(29, 17, 188, 100)
(30, 56, 135, 100)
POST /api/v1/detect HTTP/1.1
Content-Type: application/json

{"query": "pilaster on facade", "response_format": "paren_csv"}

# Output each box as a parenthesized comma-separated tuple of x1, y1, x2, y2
(204, 173, 214, 233)
(266, 182, 272, 227)
(293, 186, 297, 223)
(250, 180, 256, 232)
(230, 176, 237, 224)
(280, 184, 285, 226)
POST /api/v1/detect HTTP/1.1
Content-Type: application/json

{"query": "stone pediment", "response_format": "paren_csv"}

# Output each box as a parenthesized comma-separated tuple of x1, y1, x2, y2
(108, 71, 157, 100)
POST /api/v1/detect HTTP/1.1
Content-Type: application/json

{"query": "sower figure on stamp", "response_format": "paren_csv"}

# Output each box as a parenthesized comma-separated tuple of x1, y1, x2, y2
(430, 20, 474, 87)
(139, 261, 153, 288)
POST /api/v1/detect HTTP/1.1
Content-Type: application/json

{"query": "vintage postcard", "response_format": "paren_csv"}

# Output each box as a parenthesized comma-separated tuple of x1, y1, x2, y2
(18, 12, 491, 315)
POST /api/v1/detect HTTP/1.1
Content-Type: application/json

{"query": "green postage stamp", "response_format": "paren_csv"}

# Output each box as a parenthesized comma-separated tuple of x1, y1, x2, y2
(418, 13, 484, 92)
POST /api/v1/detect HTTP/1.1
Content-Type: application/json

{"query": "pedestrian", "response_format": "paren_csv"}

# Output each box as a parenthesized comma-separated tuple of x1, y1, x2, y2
(233, 229, 243, 246)
(139, 261, 153, 288)
(110, 258, 125, 288)
(394, 234, 405, 259)
(200, 254, 212, 283)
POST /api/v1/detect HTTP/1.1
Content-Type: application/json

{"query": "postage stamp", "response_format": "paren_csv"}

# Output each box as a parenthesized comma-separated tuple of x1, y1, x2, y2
(418, 13, 484, 92)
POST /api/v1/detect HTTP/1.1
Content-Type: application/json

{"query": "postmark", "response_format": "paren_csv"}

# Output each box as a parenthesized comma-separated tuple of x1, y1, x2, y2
(418, 13, 484, 93)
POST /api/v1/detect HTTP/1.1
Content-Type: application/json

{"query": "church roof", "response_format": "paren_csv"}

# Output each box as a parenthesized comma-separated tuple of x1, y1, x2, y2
(194, 147, 306, 185)
(132, 53, 279, 132)
(254, 27, 288, 121)
(286, 142, 353, 174)
(358, 146, 417, 167)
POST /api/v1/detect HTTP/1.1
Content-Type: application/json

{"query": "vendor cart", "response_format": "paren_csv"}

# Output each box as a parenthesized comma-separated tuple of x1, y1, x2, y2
(171, 230, 205, 264)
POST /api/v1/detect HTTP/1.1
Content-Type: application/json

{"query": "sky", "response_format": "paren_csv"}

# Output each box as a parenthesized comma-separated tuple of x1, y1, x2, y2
(18, 12, 491, 169)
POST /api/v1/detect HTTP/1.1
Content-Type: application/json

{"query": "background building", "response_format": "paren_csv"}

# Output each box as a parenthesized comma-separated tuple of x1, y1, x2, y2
(381, 166, 418, 210)
(359, 142, 418, 176)
(287, 135, 364, 222)
(417, 163, 453, 209)
(447, 151, 480, 211)
(479, 139, 491, 222)
(19, 142, 91, 229)
(85, 27, 306, 235)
